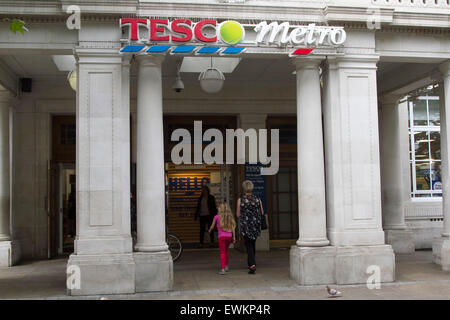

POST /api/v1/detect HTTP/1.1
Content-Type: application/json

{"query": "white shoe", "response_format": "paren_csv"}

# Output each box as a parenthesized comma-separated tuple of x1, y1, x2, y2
(219, 269, 226, 275)
(224, 266, 229, 272)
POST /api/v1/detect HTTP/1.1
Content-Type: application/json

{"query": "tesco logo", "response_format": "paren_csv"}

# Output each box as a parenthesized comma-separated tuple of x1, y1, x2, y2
(120, 18, 245, 45)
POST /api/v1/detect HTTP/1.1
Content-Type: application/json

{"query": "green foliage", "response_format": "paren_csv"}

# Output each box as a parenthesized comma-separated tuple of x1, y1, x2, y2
(9, 19, 28, 35)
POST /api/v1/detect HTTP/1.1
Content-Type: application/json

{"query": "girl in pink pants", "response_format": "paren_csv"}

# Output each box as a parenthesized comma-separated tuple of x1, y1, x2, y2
(209, 203, 236, 275)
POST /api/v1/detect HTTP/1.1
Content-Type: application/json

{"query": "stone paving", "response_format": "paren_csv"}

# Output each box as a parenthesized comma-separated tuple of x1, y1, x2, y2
(1, 248, 450, 300)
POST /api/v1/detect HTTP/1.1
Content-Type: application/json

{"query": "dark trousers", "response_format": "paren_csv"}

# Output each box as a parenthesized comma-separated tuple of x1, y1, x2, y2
(199, 215, 214, 244)
(244, 237, 256, 267)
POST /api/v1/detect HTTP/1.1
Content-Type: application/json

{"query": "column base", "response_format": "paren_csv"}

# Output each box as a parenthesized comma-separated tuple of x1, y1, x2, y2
(0, 241, 20, 267)
(67, 253, 135, 296)
(290, 245, 395, 285)
(432, 237, 450, 271)
(290, 246, 336, 285)
(134, 251, 173, 293)
(385, 229, 415, 254)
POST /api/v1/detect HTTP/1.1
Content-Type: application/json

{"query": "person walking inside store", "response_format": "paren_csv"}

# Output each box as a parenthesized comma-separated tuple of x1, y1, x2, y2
(195, 185, 217, 248)
(209, 203, 236, 275)
(236, 180, 264, 274)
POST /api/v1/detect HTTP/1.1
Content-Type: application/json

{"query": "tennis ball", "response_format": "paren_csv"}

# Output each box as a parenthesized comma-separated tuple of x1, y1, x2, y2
(220, 20, 244, 45)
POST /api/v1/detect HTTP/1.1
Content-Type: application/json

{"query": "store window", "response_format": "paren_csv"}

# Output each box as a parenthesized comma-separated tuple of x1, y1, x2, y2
(409, 93, 442, 198)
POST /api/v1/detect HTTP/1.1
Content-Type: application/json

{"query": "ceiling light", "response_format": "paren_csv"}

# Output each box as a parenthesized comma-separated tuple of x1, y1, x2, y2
(199, 68, 225, 94)
(67, 70, 77, 91)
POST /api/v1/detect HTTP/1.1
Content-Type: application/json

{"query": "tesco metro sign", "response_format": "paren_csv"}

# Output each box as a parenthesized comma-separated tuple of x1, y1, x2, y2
(119, 18, 347, 56)
(121, 19, 225, 43)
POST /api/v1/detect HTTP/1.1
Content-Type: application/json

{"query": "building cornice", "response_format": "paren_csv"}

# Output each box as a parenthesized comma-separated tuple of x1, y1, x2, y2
(0, 1, 448, 29)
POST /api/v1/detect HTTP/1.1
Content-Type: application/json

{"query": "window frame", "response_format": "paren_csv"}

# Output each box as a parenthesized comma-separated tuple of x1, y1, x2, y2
(409, 95, 442, 199)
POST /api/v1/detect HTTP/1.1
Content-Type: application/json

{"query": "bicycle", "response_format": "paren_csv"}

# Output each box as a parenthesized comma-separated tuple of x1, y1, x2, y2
(166, 231, 183, 262)
(164, 187, 183, 262)
(165, 209, 182, 261)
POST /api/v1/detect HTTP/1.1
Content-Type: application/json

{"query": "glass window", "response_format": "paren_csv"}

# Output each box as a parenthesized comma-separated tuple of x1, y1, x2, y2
(278, 124, 297, 144)
(429, 100, 440, 126)
(430, 132, 441, 160)
(415, 163, 430, 191)
(413, 131, 430, 160)
(413, 100, 428, 126)
(278, 193, 291, 212)
(270, 166, 298, 240)
(409, 94, 441, 199)
(277, 173, 290, 192)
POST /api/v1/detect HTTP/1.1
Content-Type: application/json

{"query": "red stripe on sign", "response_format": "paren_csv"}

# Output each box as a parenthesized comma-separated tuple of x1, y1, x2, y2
(291, 48, 314, 55)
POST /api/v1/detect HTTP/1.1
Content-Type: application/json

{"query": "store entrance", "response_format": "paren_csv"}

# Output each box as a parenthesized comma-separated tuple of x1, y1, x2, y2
(166, 164, 237, 247)
(163, 115, 238, 247)
(49, 115, 76, 257)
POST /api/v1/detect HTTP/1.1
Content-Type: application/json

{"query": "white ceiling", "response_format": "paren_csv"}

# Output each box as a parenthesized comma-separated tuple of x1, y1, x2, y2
(0, 54, 62, 77)
(0, 54, 436, 89)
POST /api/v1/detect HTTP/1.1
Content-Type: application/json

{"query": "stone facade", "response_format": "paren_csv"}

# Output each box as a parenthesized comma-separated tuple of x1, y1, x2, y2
(0, 0, 448, 294)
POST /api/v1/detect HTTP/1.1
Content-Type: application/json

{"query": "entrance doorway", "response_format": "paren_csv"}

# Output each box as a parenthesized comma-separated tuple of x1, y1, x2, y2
(49, 115, 76, 257)
(166, 164, 237, 246)
(266, 116, 299, 244)
(163, 115, 238, 247)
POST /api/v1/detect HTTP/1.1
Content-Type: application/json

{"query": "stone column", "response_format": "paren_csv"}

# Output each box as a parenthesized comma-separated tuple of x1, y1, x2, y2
(321, 55, 394, 285)
(239, 113, 269, 251)
(294, 59, 329, 247)
(290, 58, 333, 285)
(379, 94, 415, 253)
(134, 55, 173, 292)
(67, 48, 135, 295)
(0, 90, 17, 267)
(433, 60, 450, 271)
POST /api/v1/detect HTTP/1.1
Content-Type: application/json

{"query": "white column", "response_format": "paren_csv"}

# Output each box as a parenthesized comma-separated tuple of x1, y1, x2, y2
(433, 60, 450, 271)
(133, 55, 172, 293)
(323, 55, 387, 247)
(440, 61, 450, 239)
(379, 94, 415, 253)
(67, 48, 135, 295)
(239, 113, 269, 251)
(295, 59, 329, 247)
(135, 55, 167, 252)
(0, 91, 18, 267)
(320, 54, 394, 285)
(0, 91, 10, 242)
(290, 58, 334, 286)
(0, 90, 13, 267)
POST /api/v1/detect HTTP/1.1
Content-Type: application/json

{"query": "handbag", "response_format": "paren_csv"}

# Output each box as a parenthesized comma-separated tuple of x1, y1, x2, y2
(260, 214, 268, 230)
(258, 198, 268, 230)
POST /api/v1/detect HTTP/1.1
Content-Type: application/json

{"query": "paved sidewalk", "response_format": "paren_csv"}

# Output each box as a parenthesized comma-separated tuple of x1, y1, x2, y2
(1, 248, 450, 300)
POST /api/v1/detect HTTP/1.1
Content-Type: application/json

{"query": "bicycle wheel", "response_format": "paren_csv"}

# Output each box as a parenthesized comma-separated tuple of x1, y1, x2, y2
(167, 233, 183, 262)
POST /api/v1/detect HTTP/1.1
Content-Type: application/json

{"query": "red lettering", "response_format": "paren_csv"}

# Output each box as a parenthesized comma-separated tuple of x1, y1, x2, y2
(120, 18, 148, 41)
(171, 19, 193, 42)
(150, 19, 170, 41)
(194, 20, 217, 42)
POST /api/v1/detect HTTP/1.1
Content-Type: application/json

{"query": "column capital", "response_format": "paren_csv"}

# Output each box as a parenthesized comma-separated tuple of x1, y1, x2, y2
(135, 54, 165, 67)
(292, 56, 324, 70)
(75, 47, 123, 65)
(326, 54, 380, 71)
(122, 55, 132, 67)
